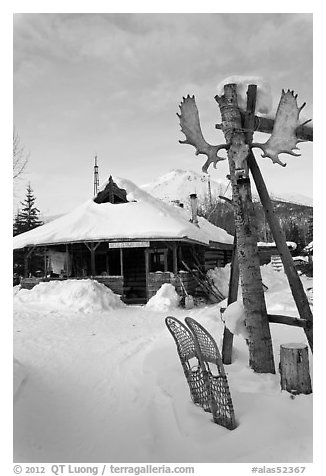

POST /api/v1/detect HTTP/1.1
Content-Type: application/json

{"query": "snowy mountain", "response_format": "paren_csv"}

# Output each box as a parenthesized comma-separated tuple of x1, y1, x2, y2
(269, 192, 313, 207)
(141, 169, 230, 207)
(141, 169, 313, 208)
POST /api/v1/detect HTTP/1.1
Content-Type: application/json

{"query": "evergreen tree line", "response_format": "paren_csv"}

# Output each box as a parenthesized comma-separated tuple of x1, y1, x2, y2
(13, 184, 44, 279)
(198, 197, 313, 255)
(13, 183, 43, 236)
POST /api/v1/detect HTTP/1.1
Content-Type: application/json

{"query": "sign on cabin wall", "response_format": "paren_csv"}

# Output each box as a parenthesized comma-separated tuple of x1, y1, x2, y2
(109, 241, 150, 249)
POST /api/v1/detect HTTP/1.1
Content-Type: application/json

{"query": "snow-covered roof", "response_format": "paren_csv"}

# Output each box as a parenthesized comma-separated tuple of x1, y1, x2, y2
(257, 241, 297, 251)
(13, 177, 234, 250)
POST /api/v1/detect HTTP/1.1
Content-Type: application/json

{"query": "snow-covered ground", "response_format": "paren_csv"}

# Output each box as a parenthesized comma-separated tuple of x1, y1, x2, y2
(13, 266, 313, 463)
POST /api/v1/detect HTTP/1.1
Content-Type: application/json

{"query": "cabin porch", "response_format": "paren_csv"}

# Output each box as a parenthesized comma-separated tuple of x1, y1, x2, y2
(17, 240, 208, 304)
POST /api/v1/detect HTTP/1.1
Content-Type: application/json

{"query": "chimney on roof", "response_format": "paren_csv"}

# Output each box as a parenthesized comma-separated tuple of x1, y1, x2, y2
(189, 193, 199, 227)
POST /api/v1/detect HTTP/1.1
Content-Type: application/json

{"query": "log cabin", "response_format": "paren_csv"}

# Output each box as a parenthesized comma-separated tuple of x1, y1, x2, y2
(13, 176, 234, 304)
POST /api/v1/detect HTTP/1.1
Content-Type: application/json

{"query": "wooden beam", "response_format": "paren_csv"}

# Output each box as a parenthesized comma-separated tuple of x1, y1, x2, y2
(216, 115, 313, 142)
(84, 242, 101, 276)
(144, 249, 150, 301)
(268, 314, 310, 329)
(218, 195, 234, 207)
(24, 246, 36, 278)
(172, 243, 178, 275)
(247, 151, 313, 351)
(90, 245, 96, 276)
(44, 247, 48, 277)
(65, 243, 69, 276)
(164, 249, 168, 272)
(120, 248, 124, 277)
(222, 235, 239, 364)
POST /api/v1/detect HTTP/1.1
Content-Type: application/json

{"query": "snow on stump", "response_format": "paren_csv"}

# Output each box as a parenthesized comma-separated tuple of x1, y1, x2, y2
(279, 343, 312, 395)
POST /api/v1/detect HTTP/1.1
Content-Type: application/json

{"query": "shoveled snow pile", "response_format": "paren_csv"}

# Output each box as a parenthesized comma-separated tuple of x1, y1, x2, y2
(222, 300, 248, 339)
(207, 264, 231, 299)
(145, 283, 181, 312)
(13, 285, 21, 296)
(14, 279, 125, 313)
(216, 75, 273, 114)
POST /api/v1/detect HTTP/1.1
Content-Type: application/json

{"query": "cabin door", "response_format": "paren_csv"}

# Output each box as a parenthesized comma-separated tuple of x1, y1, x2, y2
(122, 248, 147, 303)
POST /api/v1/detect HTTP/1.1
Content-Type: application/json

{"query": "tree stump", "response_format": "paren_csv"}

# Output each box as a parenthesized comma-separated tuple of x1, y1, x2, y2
(279, 343, 312, 395)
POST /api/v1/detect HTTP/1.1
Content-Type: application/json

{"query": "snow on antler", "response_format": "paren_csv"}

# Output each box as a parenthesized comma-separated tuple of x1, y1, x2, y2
(252, 90, 311, 166)
(177, 95, 228, 173)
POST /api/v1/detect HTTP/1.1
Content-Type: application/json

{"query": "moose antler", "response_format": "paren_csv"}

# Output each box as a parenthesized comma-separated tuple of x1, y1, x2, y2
(252, 89, 311, 166)
(177, 95, 228, 173)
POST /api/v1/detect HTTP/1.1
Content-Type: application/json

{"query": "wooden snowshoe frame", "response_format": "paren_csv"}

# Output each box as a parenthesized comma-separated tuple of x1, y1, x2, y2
(165, 316, 236, 430)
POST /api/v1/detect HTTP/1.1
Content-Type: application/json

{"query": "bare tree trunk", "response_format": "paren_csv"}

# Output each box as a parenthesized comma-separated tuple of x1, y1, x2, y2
(215, 84, 275, 374)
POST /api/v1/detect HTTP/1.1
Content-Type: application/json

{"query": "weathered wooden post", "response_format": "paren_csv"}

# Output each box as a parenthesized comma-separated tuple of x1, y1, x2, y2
(221, 234, 239, 364)
(214, 84, 275, 373)
(24, 246, 35, 278)
(279, 343, 312, 395)
(178, 85, 275, 374)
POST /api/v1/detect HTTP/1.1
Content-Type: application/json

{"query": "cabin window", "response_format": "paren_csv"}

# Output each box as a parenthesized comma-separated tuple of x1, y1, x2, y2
(149, 250, 168, 272)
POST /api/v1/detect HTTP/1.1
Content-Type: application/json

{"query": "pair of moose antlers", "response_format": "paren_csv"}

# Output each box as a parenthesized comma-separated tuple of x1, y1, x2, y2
(177, 88, 311, 173)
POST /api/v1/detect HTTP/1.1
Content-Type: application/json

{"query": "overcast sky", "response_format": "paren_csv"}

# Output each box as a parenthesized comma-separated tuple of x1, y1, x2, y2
(13, 13, 313, 216)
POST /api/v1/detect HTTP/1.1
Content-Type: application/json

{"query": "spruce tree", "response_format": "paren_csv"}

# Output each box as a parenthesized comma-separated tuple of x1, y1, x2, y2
(13, 184, 44, 279)
(13, 208, 23, 236)
(17, 183, 43, 234)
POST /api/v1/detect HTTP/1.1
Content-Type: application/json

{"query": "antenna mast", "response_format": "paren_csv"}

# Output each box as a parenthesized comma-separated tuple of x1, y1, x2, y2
(93, 155, 99, 196)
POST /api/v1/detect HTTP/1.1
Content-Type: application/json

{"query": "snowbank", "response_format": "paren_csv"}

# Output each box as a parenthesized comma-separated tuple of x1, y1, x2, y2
(216, 75, 272, 114)
(207, 264, 231, 298)
(260, 263, 289, 292)
(13, 285, 21, 296)
(145, 283, 181, 312)
(14, 279, 125, 313)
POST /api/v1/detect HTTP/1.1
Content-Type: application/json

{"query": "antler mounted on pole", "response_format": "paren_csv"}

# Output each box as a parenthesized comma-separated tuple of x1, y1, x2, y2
(251, 89, 311, 166)
(177, 95, 228, 173)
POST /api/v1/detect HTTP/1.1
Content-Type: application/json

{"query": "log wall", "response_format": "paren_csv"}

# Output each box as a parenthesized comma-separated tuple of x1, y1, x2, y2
(94, 276, 124, 295)
(147, 271, 197, 299)
(204, 249, 232, 271)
